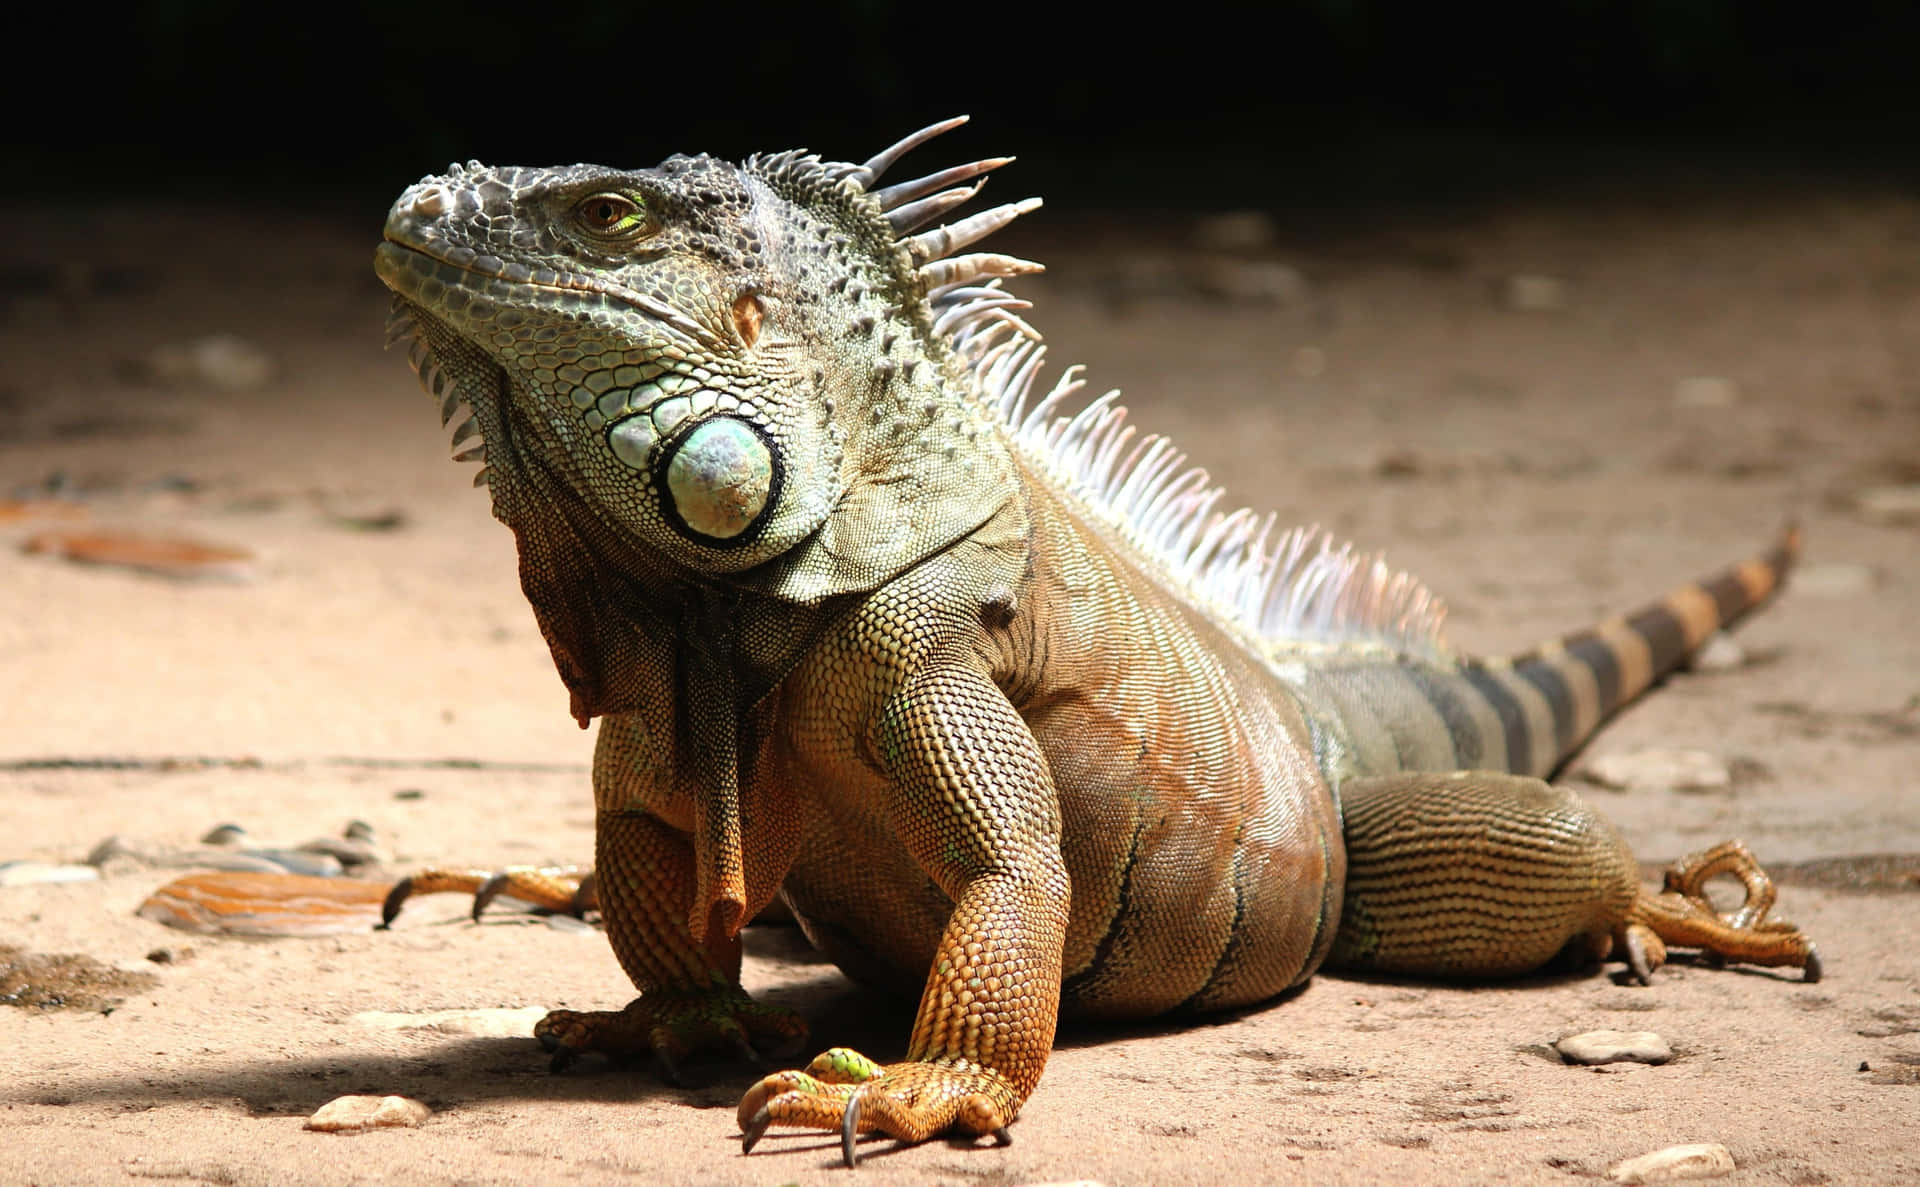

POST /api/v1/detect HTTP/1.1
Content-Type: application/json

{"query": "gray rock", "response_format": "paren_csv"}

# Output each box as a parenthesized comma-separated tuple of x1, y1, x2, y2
(1555, 1029, 1673, 1066)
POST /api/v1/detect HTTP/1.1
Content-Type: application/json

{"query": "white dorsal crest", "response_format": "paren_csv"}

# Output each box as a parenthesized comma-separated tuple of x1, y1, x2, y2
(843, 118, 1451, 661)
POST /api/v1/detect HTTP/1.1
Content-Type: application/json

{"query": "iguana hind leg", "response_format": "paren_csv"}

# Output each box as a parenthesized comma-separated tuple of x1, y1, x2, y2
(1328, 771, 1819, 983)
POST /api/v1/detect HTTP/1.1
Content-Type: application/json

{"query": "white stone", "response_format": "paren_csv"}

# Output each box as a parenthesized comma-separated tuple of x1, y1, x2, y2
(1853, 484, 1920, 525)
(1189, 259, 1309, 305)
(1673, 377, 1739, 407)
(305, 1094, 431, 1132)
(1607, 1143, 1734, 1182)
(1792, 562, 1875, 597)
(147, 334, 276, 391)
(0, 862, 101, 886)
(1192, 210, 1276, 252)
(1503, 274, 1569, 311)
(1683, 631, 1745, 673)
(1555, 1029, 1673, 1065)
(1582, 749, 1731, 793)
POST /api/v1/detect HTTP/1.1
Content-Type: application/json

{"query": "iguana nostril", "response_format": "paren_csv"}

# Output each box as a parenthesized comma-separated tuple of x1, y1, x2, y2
(662, 417, 774, 539)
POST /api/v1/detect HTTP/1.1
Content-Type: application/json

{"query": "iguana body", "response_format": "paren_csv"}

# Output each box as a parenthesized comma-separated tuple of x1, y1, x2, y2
(373, 118, 1817, 1164)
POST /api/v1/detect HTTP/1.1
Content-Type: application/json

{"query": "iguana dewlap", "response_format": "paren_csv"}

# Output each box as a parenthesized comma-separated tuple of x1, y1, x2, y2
(372, 118, 1818, 1166)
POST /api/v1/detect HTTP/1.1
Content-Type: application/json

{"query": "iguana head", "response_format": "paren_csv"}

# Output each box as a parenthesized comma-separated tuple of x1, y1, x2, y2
(375, 117, 1043, 604)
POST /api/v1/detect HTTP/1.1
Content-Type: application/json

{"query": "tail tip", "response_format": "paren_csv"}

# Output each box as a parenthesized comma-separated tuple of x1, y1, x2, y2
(1777, 520, 1803, 568)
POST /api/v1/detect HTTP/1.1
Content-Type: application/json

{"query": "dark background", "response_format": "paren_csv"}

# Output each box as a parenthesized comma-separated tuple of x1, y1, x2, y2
(10, 0, 1919, 213)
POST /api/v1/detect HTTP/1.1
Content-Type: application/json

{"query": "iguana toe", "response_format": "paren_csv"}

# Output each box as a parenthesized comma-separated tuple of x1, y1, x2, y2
(380, 865, 595, 925)
(534, 987, 806, 1083)
(739, 1051, 1017, 1166)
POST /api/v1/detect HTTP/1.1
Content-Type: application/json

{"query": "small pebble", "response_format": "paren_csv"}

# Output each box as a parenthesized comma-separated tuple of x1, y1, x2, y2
(351, 1006, 549, 1038)
(1502, 273, 1569, 312)
(1192, 210, 1277, 252)
(305, 1094, 431, 1132)
(1581, 749, 1731, 794)
(1792, 562, 1875, 597)
(1673, 377, 1739, 408)
(145, 334, 276, 391)
(1683, 631, 1745, 673)
(1852, 484, 1920, 525)
(1189, 259, 1309, 305)
(1607, 1142, 1734, 1183)
(1555, 1029, 1673, 1065)
(0, 862, 102, 887)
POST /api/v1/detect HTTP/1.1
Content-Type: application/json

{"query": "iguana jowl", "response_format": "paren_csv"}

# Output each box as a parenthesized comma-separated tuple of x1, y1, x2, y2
(373, 117, 1819, 1165)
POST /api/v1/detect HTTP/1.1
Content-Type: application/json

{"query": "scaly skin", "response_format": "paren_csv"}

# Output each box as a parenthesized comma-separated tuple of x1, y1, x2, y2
(373, 120, 1818, 1166)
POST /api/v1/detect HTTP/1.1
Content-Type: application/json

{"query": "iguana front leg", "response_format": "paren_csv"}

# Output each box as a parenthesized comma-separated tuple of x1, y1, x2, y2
(740, 661, 1071, 1166)
(533, 810, 805, 1078)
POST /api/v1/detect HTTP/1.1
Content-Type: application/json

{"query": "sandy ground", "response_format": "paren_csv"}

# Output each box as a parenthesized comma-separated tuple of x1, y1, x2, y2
(3, 173, 1918, 1185)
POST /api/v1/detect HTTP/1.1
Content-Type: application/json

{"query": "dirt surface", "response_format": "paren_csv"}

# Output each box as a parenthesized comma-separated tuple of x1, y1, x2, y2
(3, 176, 1918, 1185)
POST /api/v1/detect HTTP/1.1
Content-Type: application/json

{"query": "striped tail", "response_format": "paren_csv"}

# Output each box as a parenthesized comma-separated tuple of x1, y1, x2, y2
(1468, 526, 1799, 779)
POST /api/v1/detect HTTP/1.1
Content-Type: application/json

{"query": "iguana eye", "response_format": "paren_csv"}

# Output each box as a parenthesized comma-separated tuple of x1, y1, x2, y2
(575, 192, 652, 237)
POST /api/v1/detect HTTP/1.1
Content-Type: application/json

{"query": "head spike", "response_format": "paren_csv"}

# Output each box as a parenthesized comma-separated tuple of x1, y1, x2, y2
(904, 198, 1042, 265)
(872, 157, 1013, 212)
(918, 252, 1045, 292)
(849, 115, 970, 190)
(884, 181, 987, 235)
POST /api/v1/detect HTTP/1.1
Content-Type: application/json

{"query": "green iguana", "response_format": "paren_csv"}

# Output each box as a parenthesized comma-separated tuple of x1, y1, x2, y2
(372, 117, 1819, 1167)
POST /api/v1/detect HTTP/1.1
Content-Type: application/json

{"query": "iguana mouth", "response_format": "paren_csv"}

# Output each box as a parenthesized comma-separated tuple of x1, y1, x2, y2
(374, 234, 720, 350)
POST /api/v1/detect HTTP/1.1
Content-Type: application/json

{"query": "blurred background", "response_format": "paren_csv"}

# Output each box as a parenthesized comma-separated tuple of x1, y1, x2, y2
(1, 1, 1915, 781)
(7, 0, 1919, 207)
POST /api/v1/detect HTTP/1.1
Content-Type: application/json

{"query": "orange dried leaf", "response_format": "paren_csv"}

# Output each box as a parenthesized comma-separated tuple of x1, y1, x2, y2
(0, 500, 89, 523)
(138, 872, 389, 937)
(22, 529, 254, 579)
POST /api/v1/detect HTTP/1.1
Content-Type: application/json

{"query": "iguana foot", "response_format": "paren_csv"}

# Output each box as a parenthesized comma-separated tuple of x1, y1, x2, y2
(537, 985, 807, 1081)
(380, 865, 596, 925)
(738, 1049, 1017, 1167)
(1622, 841, 1821, 984)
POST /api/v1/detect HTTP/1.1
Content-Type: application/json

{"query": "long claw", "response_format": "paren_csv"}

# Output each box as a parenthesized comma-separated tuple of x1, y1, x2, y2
(741, 1104, 773, 1155)
(472, 872, 511, 919)
(728, 1027, 766, 1068)
(378, 878, 414, 927)
(1803, 945, 1823, 983)
(992, 1126, 1013, 1147)
(841, 1084, 868, 1168)
(656, 1044, 687, 1087)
